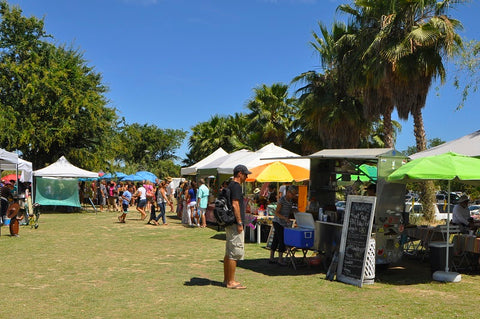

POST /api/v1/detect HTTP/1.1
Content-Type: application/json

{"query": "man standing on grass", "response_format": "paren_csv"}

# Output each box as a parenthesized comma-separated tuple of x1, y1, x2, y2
(223, 164, 251, 289)
(196, 178, 209, 228)
(165, 177, 175, 213)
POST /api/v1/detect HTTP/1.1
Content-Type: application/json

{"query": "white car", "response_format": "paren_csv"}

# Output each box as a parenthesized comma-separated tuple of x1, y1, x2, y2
(469, 205, 480, 216)
(405, 202, 449, 221)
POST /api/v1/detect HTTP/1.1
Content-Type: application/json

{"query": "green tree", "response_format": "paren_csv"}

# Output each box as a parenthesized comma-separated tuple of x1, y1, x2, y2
(338, 0, 464, 221)
(293, 22, 375, 150)
(338, 0, 464, 153)
(116, 122, 186, 173)
(185, 113, 249, 165)
(245, 83, 297, 149)
(453, 39, 480, 109)
(0, 1, 117, 169)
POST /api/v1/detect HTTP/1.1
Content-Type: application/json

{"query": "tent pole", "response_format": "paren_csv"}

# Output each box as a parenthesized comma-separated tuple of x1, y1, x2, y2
(445, 180, 451, 273)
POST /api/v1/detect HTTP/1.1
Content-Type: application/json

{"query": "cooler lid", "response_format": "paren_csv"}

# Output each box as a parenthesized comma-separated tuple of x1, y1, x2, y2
(294, 212, 315, 229)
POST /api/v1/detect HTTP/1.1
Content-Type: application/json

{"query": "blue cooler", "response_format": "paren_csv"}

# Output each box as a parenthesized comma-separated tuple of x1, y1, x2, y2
(284, 212, 315, 248)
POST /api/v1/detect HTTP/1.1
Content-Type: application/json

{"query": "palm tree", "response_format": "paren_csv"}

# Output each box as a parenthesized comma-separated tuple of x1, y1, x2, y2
(338, 0, 464, 152)
(338, 0, 464, 221)
(293, 69, 370, 149)
(292, 22, 373, 150)
(186, 113, 249, 163)
(245, 83, 297, 149)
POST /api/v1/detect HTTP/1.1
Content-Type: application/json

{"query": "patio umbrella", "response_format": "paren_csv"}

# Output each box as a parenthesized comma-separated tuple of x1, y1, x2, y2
(387, 152, 480, 282)
(135, 171, 158, 183)
(120, 174, 145, 182)
(1, 173, 19, 182)
(245, 161, 309, 183)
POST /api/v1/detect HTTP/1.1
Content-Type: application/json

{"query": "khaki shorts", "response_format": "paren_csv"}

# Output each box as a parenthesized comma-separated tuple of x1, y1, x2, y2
(225, 225, 245, 261)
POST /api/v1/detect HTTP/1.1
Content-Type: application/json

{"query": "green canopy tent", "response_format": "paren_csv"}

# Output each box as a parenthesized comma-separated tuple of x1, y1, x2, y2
(336, 163, 377, 185)
(387, 152, 480, 282)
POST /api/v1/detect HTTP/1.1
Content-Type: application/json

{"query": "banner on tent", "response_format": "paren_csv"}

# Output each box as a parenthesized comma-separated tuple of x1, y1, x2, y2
(35, 177, 80, 207)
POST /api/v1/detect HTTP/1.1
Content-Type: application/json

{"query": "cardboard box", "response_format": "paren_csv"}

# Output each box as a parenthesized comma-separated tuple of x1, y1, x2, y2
(284, 212, 315, 248)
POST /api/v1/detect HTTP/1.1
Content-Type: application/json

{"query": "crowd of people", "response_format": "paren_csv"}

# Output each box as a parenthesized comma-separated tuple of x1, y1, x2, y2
(79, 177, 213, 228)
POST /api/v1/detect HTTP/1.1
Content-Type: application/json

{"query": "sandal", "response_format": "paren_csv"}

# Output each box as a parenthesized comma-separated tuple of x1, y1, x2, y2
(226, 283, 247, 289)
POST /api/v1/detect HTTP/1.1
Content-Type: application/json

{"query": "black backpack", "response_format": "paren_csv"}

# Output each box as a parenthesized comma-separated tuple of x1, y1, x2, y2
(214, 187, 235, 226)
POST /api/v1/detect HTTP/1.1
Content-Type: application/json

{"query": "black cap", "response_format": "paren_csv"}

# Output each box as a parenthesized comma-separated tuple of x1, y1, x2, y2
(233, 164, 251, 176)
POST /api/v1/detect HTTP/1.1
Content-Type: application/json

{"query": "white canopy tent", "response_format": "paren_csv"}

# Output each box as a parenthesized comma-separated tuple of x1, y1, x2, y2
(180, 147, 228, 176)
(33, 156, 98, 178)
(0, 148, 18, 166)
(33, 156, 98, 207)
(411, 130, 480, 159)
(196, 149, 255, 176)
(196, 143, 310, 176)
(243, 143, 310, 170)
(1, 158, 33, 183)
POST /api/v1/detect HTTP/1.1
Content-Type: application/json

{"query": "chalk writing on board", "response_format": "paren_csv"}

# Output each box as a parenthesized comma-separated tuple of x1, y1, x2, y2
(337, 195, 376, 287)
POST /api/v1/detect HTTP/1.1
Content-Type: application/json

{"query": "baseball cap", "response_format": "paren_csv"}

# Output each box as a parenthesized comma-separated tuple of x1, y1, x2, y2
(458, 195, 469, 203)
(233, 164, 251, 176)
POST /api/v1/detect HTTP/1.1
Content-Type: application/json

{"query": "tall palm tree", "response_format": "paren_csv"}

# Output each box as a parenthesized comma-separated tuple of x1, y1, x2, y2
(338, 0, 464, 221)
(338, 0, 464, 152)
(293, 21, 373, 150)
(186, 113, 249, 163)
(293, 69, 370, 149)
(245, 83, 297, 149)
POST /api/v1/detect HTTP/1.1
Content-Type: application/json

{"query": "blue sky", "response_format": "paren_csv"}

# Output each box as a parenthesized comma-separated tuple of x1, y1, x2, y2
(8, 0, 480, 160)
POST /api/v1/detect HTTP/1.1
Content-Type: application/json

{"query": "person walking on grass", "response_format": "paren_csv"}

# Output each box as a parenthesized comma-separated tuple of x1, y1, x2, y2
(187, 181, 197, 226)
(196, 179, 209, 228)
(154, 180, 169, 225)
(134, 182, 147, 220)
(118, 185, 133, 223)
(223, 164, 251, 290)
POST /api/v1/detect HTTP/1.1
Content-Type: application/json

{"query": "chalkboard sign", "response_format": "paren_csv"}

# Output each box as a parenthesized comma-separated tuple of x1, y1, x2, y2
(337, 195, 376, 287)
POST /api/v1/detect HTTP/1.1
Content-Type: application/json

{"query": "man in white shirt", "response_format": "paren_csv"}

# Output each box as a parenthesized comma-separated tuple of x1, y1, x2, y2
(165, 177, 175, 212)
(452, 195, 471, 233)
(135, 182, 147, 220)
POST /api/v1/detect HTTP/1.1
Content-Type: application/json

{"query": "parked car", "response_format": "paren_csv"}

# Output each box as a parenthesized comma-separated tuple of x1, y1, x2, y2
(469, 205, 480, 216)
(436, 192, 460, 204)
(405, 202, 450, 221)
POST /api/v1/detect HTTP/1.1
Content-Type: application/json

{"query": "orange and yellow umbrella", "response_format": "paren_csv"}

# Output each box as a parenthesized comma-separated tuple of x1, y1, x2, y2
(246, 161, 309, 182)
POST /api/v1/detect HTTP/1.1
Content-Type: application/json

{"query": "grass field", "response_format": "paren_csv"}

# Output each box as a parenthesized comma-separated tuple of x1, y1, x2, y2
(0, 208, 478, 318)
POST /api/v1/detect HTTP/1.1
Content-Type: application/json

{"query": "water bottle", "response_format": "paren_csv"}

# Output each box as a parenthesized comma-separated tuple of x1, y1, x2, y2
(318, 207, 323, 221)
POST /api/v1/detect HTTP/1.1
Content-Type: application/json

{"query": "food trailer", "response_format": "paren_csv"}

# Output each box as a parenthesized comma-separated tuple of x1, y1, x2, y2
(306, 148, 408, 265)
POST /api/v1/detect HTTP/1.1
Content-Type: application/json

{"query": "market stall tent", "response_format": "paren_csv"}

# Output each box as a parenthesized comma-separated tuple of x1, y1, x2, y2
(387, 152, 480, 283)
(181, 147, 228, 176)
(0, 148, 18, 166)
(1, 158, 33, 182)
(196, 143, 309, 177)
(410, 130, 480, 159)
(243, 143, 310, 171)
(33, 156, 98, 207)
(196, 149, 254, 176)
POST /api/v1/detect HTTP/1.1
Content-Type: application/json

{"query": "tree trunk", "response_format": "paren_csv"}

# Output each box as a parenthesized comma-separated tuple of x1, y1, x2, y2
(382, 105, 394, 148)
(412, 108, 427, 152)
(412, 107, 435, 221)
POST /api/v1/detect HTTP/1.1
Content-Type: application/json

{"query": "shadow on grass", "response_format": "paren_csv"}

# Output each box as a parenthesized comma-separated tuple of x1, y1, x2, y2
(237, 258, 323, 277)
(210, 233, 226, 241)
(374, 257, 434, 285)
(183, 277, 224, 287)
